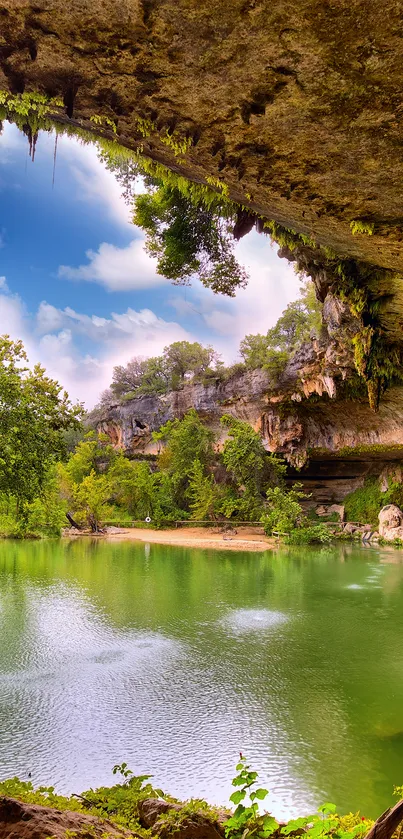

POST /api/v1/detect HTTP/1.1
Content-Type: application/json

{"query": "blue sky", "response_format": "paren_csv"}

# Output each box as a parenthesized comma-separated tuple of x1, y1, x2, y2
(0, 122, 300, 406)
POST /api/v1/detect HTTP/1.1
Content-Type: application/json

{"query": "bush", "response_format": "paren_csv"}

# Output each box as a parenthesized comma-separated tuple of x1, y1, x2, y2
(343, 479, 385, 526)
(286, 524, 332, 545)
(262, 485, 305, 535)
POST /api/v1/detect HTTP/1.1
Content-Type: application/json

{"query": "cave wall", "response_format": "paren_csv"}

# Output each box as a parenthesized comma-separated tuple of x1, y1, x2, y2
(3, 0, 403, 271)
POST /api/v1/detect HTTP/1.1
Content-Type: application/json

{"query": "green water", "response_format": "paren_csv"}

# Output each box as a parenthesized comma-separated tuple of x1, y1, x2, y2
(1, 538, 403, 819)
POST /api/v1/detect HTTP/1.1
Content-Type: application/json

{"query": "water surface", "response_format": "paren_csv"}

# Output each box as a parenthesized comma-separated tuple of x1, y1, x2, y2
(1, 538, 403, 820)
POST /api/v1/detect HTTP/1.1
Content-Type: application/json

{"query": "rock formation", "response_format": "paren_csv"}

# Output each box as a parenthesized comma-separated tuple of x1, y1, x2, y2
(379, 504, 403, 541)
(0, 797, 136, 839)
(2, 0, 403, 270)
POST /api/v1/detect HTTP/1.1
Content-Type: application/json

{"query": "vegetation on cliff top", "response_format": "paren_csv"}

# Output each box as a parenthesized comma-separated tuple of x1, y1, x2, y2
(94, 281, 322, 412)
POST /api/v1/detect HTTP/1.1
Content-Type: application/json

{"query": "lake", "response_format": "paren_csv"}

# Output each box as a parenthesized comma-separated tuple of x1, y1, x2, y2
(0, 538, 403, 821)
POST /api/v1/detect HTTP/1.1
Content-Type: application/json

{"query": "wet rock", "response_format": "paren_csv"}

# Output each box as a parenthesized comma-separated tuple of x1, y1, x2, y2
(0, 797, 135, 839)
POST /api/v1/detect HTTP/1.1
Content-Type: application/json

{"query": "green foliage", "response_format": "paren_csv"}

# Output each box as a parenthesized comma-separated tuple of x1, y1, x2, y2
(62, 433, 117, 485)
(286, 523, 332, 544)
(133, 181, 247, 295)
(225, 755, 278, 839)
(239, 280, 322, 385)
(109, 341, 221, 399)
(0, 335, 82, 520)
(0, 763, 375, 839)
(72, 471, 111, 531)
(154, 409, 215, 507)
(221, 415, 285, 497)
(109, 456, 157, 519)
(262, 485, 305, 534)
(350, 220, 375, 236)
(225, 756, 370, 839)
(262, 484, 331, 543)
(187, 459, 218, 520)
(343, 479, 385, 527)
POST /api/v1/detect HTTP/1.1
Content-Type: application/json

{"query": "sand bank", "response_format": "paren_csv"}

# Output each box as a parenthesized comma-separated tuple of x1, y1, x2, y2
(65, 525, 274, 552)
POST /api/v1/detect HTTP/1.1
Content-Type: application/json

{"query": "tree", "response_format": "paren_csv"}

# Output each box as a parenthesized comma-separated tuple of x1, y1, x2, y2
(73, 471, 111, 531)
(154, 409, 215, 506)
(132, 182, 249, 296)
(262, 485, 305, 535)
(0, 335, 82, 516)
(163, 341, 220, 384)
(186, 459, 218, 520)
(239, 280, 323, 378)
(111, 357, 165, 398)
(63, 433, 116, 485)
(220, 414, 285, 500)
(109, 455, 157, 519)
(239, 333, 270, 370)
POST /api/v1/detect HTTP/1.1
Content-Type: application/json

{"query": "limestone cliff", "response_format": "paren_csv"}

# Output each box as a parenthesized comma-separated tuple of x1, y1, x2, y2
(94, 290, 403, 503)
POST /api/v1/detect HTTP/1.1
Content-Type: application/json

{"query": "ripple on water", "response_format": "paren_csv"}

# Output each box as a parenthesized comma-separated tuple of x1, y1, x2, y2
(219, 608, 288, 635)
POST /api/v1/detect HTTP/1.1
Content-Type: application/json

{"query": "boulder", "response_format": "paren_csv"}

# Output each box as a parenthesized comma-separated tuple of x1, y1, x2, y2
(0, 797, 136, 839)
(343, 523, 357, 535)
(379, 505, 403, 541)
(138, 798, 227, 839)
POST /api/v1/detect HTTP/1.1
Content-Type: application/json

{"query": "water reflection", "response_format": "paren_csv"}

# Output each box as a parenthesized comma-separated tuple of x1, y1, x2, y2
(0, 539, 403, 819)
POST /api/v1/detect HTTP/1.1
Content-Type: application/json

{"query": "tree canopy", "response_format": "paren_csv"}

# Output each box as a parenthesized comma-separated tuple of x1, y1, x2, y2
(239, 280, 323, 379)
(109, 341, 221, 400)
(101, 151, 248, 297)
(0, 336, 82, 513)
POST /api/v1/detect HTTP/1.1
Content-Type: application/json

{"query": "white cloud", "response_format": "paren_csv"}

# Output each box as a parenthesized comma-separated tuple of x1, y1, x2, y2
(0, 276, 9, 291)
(0, 280, 191, 407)
(58, 238, 167, 291)
(49, 131, 133, 228)
(167, 231, 301, 362)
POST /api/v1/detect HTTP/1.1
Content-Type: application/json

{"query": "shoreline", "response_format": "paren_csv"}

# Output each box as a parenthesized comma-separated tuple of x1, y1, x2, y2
(64, 525, 275, 552)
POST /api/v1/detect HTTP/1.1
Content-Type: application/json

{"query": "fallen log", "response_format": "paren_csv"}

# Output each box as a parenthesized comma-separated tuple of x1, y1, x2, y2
(364, 799, 403, 839)
(66, 512, 81, 530)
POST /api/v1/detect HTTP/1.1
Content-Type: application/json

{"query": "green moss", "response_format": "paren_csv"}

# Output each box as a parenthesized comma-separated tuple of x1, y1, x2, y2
(343, 478, 384, 526)
(309, 443, 403, 458)
(350, 219, 375, 236)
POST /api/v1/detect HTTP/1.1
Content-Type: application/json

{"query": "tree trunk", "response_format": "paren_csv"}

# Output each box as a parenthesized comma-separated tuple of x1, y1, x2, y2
(364, 800, 403, 839)
(66, 512, 81, 530)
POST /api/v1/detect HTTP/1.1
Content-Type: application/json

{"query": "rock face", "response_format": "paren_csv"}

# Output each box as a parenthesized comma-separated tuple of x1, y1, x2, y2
(3, 0, 403, 275)
(0, 797, 135, 839)
(379, 505, 403, 541)
(138, 798, 227, 839)
(95, 368, 272, 455)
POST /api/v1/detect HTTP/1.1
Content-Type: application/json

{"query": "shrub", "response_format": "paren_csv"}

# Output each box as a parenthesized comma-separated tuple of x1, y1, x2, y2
(343, 479, 384, 526)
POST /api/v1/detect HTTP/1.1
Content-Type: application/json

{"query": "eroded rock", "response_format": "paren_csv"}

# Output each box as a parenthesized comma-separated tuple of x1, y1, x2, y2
(138, 798, 227, 839)
(379, 505, 403, 541)
(0, 797, 135, 839)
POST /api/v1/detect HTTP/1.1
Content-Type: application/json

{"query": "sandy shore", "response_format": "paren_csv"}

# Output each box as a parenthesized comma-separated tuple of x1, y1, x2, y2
(107, 526, 274, 552)
(65, 525, 274, 552)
